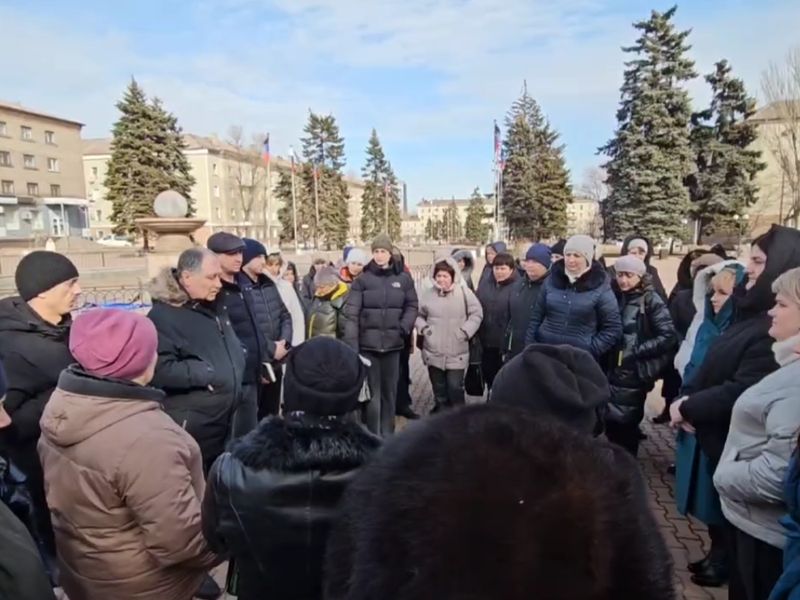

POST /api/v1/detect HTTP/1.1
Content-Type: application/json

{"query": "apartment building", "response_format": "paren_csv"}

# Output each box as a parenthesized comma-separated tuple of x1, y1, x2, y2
(417, 196, 494, 234)
(0, 101, 88, 238)
(566, 196, 601, 237)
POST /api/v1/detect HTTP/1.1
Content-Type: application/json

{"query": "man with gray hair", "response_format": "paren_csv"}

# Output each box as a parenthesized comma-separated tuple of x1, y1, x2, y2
(148, 247, 246, 474)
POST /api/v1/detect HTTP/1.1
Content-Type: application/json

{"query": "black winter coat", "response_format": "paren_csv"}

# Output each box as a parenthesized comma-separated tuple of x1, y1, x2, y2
(619, 235, 667, 301)
(202, 415, 380, 600)
(525, 260, 622, 360)
(307, 282, 349, 340)
(0, 500, 55, 600)
(148, 269, 246, 472)
(607, 279, 677, 426)
(504, 273, 547, 358)
(219, 273, 292, 384)
(343, 261, 418, 354)
(477, 272, 518, 351)
(679, 225, 800, 465)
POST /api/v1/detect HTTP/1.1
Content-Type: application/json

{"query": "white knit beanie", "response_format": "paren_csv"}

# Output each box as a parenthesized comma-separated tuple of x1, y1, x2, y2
(564, 235, 595, 267)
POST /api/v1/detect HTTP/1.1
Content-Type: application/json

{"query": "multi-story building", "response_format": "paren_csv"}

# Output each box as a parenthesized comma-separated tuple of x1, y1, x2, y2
(400, 215, 425, 243)
(83, 135, 367, 245)
(566, 196, 601, 238)
(0, 101, 88, 238)
(416, 195, 498, 242)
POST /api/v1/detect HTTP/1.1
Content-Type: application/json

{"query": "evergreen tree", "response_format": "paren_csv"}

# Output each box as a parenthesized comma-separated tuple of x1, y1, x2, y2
(599, 6, 696, 241)
(441, 202, 463, 242)
(360, 129, 401, 241)
(465, 187, 491, 243)
(106, 80, 196, 236)
(301, 111, 350, 248)
(687, 60, 765, 238)
(501, 85, 571, 240)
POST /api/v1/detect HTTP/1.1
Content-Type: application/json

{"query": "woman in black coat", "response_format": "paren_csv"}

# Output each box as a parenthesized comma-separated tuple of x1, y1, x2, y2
(669, 225, 800, 588)
(202, 338, 381, 600)
(605, 256, 677, 455)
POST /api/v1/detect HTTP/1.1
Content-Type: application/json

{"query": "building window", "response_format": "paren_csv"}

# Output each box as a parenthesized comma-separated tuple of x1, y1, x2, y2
(230, 208, 236, 219)
(212, 163, 218, 175)
(1, 180, 13, 195)
(0, 121, 6, 136)
(213, 185, 220, 198)
(27, 182, 39, 196)
(47, 158, 59, 172)
(0, 151, 11, 167)
(95, 209, 102, 222)
(91, 166, 98, 177)
(50, 184, 61, 196)
(45, 130, 55, 145)
(23, 155, 36, 169)
(20, 126, 33, 141)
(215, 206, 221, 220)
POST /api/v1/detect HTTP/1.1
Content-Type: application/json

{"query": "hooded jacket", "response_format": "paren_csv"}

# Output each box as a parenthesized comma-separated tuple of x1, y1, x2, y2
(451, 249, 476, 291)
(307, 281, 350, 340)
(505, 268, 549, 359)
(37, 367, 217, 600)
(0, 500, 55, 600)
(680, 225, 800, 465)
(416, 257, 484, 371)
(606, 276, 677, 426)
(202, 415, 380, 600)
(147, 268, 246, 471)
(477, 241, 507, 291)
(619, 235, 667, 300)
(525, 260, 623, 360)
(342, 260, 419, 354)
(476, 267, 517, 350)
(267, 266, 306, 348)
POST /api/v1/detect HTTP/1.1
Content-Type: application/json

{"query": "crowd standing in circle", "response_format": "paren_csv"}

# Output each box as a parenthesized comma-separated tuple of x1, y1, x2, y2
(3, 226, 800, 600)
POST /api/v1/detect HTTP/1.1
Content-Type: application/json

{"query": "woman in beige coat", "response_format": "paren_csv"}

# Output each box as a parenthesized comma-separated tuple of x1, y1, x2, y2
(416, 258, 483, 411)
(38, 308, 218, 600)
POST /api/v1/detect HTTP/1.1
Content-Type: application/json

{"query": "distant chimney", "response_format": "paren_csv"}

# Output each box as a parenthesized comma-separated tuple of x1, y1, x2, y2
(403, 183, 408, 215)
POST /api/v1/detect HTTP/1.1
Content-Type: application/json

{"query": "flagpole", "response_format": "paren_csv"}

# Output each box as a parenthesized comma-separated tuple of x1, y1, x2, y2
(290, 154, 299, 253)
(494, 165, 500, 241)
(265, 157, 272, 245)
(312, 165, 320, 250)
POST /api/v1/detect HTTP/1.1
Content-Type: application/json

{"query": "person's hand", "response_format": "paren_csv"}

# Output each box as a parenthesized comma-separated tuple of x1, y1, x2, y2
(273, 340, 288, 361)
(670, 397, 694, 432)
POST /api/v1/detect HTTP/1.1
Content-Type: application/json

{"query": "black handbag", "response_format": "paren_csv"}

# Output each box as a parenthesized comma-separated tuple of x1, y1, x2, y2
(460, 289, 485, 396)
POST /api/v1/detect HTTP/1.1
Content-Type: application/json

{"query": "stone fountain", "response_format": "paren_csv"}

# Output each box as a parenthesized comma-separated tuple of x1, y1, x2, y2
(136, 190, 206, 277)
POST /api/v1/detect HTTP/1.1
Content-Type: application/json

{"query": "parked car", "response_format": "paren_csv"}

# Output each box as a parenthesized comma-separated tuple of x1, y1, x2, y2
(96, 235, 133, 248)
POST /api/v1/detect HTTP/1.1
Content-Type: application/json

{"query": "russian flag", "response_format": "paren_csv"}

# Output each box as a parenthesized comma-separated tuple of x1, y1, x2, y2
(262, 134, 270, 165)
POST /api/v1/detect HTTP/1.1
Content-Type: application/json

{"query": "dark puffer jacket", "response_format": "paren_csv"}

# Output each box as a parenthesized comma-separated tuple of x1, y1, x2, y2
(607, 277, 677, 426)
(343, 261, 418, 354)
(680, 225, 800, 465)
(525, 260, 622, 360)
(505, 271, 548, 359)
(148, 268, 246, 472)
(619, 235, 667, 301)
(219, 273, 291, 383)
(202, 415, 380, 600)
(477, 241, 507, 291)
(476, 271, 518, 351)
(307, 281, 349, 339)
(0, 501, 55, 600)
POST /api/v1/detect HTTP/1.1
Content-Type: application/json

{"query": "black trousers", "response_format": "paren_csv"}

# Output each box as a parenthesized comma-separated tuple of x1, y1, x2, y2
(428, 367, 465, 410)
(481, 348, 504, 391)
(257, 368, 283, 421)
(728, 525, 783, 600)
(232, 383, 259, 438)
(605, 421, 641, 456)
(395, 344, 413, 414)
(363, 351, 400, 436)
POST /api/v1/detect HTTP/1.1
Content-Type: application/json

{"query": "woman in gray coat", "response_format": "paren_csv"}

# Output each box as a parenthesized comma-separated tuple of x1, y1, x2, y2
(714, 266, 800, 600)
(416, 258, 483, 411)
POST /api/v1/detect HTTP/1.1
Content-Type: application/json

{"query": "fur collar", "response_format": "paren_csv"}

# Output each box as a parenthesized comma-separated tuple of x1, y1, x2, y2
(550, 260, 608, 292)
(228, 415, 381, 472)
(148, 267, 189, 305)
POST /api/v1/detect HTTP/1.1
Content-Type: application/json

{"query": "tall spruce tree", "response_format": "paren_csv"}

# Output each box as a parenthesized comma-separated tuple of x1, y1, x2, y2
(106, 80, 196, 235)
(501, 85, 571, 240)
(599, 6, 696, 242)
(687, 60, 765, 238)
(465, 187, 491, 243)
(360, 129, 401, 241)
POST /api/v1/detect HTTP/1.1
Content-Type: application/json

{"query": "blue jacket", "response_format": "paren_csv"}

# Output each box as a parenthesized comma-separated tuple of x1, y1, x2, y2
(769, 454, 800, 600)
(524, 260, 622, 359)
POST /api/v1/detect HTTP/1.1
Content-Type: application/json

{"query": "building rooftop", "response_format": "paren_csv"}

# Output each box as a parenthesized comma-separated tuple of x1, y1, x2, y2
(0, 100, 84, 127)
(750, 100, 800, 123)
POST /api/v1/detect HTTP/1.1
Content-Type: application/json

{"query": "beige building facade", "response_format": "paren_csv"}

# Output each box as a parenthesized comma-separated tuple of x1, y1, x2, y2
(83, 135, 367, 245)
(0, 101, 88, 238)
(566, 196, 601, 238)
(417, 197, 494, 234)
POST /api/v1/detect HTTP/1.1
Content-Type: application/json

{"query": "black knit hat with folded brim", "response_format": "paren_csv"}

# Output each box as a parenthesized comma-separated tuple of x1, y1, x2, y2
(15, 251, 79, 301)
(283, 337, 368, 416)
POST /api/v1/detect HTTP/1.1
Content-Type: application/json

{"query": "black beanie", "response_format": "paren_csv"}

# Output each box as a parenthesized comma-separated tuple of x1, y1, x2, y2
(283, 337, 368, 416)
(15, 251, 79, 301)
(489, 344, 610, 434)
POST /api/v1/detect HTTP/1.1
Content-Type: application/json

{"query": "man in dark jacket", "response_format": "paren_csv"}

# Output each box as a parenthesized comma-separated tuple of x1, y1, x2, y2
(0, 250, 80, 576)
(344, 233, 418, 436)
(202, 337, 380, 600)
(505, 243, 550, 360)
(477, 252, 518, 390)
(619, 235, 667, 300)
(219, 238, 292, 422)
(148, 248, 246, 474)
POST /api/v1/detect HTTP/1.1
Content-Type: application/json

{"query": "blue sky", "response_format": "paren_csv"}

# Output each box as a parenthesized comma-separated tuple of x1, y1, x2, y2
(2, 0, 798, 210)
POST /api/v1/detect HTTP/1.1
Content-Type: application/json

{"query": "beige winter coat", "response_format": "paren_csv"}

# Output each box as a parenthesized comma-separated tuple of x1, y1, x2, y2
(38, 366, 218, 600)
(416, 257, 484, 370)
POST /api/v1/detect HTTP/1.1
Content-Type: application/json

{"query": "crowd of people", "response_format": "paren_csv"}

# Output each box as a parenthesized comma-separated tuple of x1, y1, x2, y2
(1, 224, 800, 600)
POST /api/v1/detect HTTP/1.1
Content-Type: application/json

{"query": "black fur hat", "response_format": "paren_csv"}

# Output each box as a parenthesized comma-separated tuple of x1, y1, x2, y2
(324, 405, 673, 600)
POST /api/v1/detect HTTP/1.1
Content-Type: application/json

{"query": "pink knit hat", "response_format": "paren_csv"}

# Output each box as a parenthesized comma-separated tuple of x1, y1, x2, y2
(70, 309, 158, 380)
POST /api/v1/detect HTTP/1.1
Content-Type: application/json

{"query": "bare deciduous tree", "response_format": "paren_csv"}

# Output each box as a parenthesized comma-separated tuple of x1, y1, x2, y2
(761, 47, 800, 227)
(580, 167, 608, 240)
(227, 125, 270, 238)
